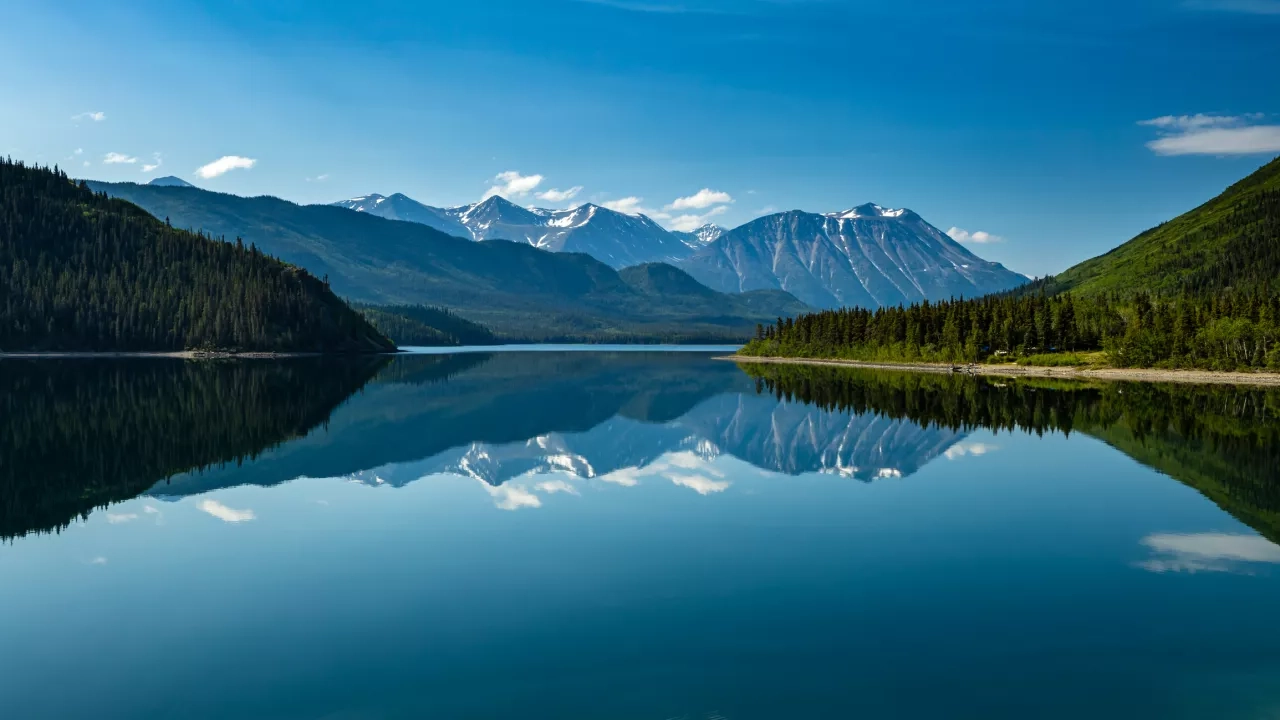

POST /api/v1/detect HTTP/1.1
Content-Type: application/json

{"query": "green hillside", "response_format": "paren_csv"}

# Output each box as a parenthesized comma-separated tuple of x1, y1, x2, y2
(1, 160, 393, 353)
(356, 304, 497, 346)
(86, 181, 811, 342)
(1048, 155, 1280, 296)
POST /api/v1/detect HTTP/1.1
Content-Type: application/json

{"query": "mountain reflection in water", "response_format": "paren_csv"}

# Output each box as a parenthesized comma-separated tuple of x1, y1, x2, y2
(2, 351, 1278, 544)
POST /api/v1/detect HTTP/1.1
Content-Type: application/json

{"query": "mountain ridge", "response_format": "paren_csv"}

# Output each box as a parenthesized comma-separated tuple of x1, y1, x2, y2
(1044, 155, 1280, 296)
(85, 180, 810, 341)
(677, 204, 1028, 309)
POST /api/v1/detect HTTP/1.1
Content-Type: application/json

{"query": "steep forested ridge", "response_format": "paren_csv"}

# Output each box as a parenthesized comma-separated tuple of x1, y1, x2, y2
(1048, 156, 1280, 296)
(356, 304, 496, 346)
(1, 159, 393, 352)
(741, 157, 1280, 370)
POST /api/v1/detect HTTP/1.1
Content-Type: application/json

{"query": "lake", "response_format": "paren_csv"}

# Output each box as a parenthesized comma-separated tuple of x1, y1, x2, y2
(2, 350, 1280, 719)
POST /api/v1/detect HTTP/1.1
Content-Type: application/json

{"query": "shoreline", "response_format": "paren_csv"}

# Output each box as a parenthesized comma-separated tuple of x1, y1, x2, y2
(718, 355, 1280, 387)
(0, 350, 384, 360)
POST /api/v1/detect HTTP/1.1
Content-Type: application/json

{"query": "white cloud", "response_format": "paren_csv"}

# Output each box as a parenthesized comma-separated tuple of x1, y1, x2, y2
(668, 205, 729, 232)
(602, 196, 646, 215)
(141, 152, 162, 173)
(489, 483, 542, 511)
(944, 442, 999, 460)
(598, 467, 641, 487)
(535, 479, 580, 495)
(143, 505, 160, 514)
(103, 152, 138, 165)
(106, 512, 138, 524)
(669, 188, 733, 210)
(90, 556, 108, 565)
(73, 111, 105, 122)
(1140, 113, 1280, 156)
(536, 186, 583, 203)
(306, 173, 330, 182)
(197, 499, 256, 523)
(83, 161, 90, 167)
(73, 148, 83, 155)
(483, 170, 544, 200)
(947, 227, 1004, 244)
(669, 473, 730, 495)
(195, 155, 257, 178)
(1138, 532, 1280, 574)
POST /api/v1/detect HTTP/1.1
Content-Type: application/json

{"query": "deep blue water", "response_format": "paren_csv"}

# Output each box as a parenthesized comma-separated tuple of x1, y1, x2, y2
(2, 350, 1279, 719)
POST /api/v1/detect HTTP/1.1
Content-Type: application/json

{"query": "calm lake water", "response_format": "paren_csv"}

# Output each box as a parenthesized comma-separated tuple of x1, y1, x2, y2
(3, 350, 1280, 719)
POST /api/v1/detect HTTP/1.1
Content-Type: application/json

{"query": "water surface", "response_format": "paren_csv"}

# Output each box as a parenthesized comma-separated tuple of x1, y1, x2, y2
(2, 351, 1279, 719)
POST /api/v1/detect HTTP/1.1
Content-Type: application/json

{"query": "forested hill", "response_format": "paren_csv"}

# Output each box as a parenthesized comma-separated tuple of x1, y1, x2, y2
(0, 159, 394, 352)
(739, 156, 1280, 370)
(1047, 155, 1280, 296)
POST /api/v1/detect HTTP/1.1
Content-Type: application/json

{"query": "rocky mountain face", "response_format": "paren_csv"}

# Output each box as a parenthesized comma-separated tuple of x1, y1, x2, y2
(677, 203, 1027, 309)
(673, 223, 724, 250)
(331, 193, 471, 238)
(335, 194, 692, 268)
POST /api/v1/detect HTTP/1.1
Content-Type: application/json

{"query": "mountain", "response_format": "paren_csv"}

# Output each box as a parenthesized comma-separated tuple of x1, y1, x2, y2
(678, 203, 1028, 309)
(85, 180, 810, 341)
(443, 196, 694, 268)
(336, 193, 693, 268)
(2, 160, 393, 353)
(148, 175, 195, 188)
(332, 193, 471, 238)
(1045, 155, 1280, 296)
(673, 223, 724, 249)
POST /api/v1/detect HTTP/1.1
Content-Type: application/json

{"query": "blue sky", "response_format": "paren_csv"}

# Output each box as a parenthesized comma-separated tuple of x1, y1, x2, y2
(2, 0, 1278, 275)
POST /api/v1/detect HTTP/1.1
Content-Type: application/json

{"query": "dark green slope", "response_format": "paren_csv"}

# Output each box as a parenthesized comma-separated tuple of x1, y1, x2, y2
(356, 304, 496, 346)
(1049, 156, 1280, 296)
(85, 181, 810, 341)
(2, 160, 393, 352)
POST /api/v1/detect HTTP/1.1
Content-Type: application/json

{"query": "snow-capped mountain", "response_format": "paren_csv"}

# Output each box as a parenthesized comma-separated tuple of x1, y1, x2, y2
(672, 223, 724, 250)
(331, 193, 471, 238)
(441, 196, 692, 268)
(677, 203, 1027, 309)
(338, 388, 964, 489)
(333, 193, 693, 268)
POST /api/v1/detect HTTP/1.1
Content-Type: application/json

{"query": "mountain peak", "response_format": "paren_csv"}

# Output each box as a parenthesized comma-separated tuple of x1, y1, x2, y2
(147, 176, 195, 188)
(476, 194, 522, 210)
(827, 203, 912, 220)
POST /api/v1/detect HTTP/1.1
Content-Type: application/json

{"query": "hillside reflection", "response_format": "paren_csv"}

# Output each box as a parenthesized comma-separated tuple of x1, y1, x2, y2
(2, 352, 1278, 542)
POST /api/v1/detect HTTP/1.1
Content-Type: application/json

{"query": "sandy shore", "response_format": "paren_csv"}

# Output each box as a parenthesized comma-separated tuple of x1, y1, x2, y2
(719, 355, 1280, 387)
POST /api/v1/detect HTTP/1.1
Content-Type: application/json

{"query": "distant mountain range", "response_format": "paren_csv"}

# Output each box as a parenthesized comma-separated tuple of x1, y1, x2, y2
(149, 351, 968, 499)
(678, 203, 1028, 309)
(335, 192, 1024, 309)
(86, 180, 809, 341)
(335, 194, 692, 268)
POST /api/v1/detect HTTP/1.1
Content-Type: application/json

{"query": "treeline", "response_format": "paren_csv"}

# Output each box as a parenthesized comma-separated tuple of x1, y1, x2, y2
(0, 159, 394, 352)
(744, 362, 1280, 542)
(741, 289, 1280, 370)
(357, 304, 496, 346)
(0, 356, 385, 540)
